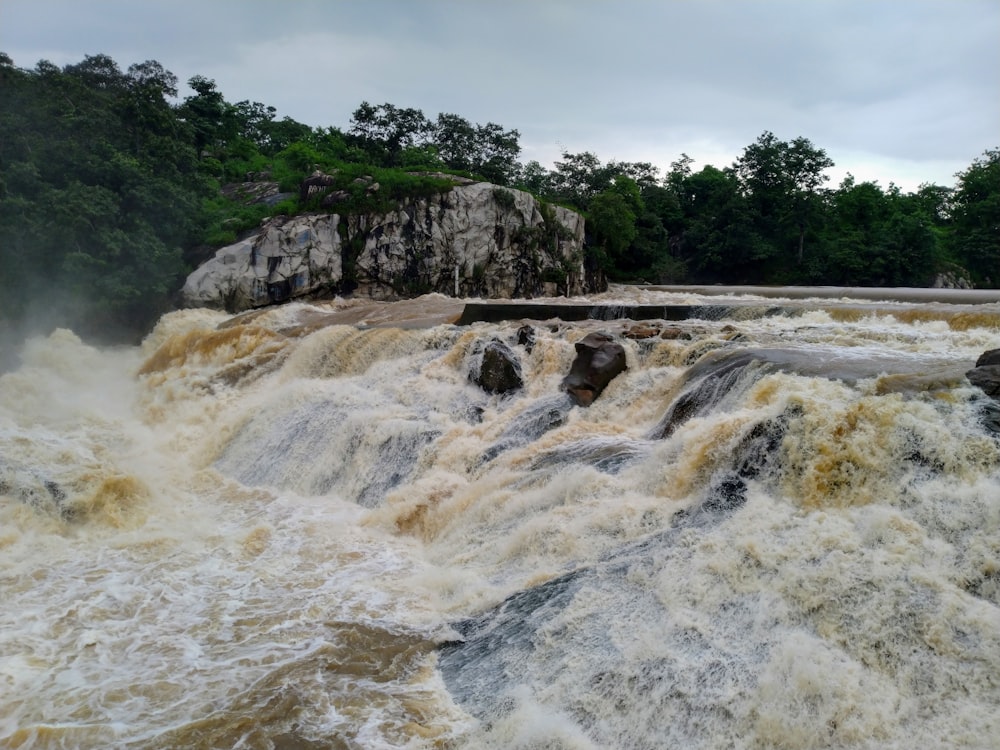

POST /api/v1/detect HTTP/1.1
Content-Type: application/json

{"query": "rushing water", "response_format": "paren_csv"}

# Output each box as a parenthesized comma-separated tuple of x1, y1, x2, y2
(2, 287, 999, 749)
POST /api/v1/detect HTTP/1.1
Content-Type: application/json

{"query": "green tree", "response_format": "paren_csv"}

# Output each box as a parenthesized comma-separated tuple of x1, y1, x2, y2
(676, 166, 756, 282)
(734, 132, 833, 273)
(348, 101, 432, 166)
(178, 75, 232, 156)
(825, 177, 941, 286)
(433, 112, 477, 172)
(587, 176, 643, 274)
(0, 52, 208, 338)
(948, 148, 1000, 285)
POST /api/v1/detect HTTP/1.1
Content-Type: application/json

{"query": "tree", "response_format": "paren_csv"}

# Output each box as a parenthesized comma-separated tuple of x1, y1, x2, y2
(948, 148, 1000, 285)
(178, 75, 231, 155)
(734, 132, 833, 271)
(677, 166, 756, 282)
(63, 53, 126, 90)
(549, 151, 612, 207)
(586, 176, 646, 274)
(514, 160, 552, 195)
(825, 177, 941, 286)
(348, 101, 432, 166)
(472, 121, 520, 185)
(0, 53, 208, 339)
(433, 112, 477, 172)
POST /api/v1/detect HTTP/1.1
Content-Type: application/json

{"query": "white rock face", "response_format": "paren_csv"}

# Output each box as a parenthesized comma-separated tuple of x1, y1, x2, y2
(182, 182, 587, 312)
(183, 214, 342, 311)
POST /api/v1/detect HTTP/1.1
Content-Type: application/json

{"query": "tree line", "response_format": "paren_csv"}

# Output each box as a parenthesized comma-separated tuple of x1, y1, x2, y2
(1, 52, 997, 341)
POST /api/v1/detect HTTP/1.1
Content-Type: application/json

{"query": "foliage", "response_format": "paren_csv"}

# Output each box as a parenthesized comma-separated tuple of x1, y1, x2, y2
(347, 102, 521, 184)
(1, 50, 996, 346)
(0, 53, 207, 338)
(732, 131, 834, 271)
(947, 148, 1000, 286)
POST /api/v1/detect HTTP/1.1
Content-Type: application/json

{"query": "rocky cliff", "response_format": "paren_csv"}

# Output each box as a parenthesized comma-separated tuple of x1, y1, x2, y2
(182, 181, 589, 312)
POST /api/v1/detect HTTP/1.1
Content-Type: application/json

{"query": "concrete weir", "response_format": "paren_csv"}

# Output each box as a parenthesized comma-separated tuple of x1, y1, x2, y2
(456, 303, 735, 325)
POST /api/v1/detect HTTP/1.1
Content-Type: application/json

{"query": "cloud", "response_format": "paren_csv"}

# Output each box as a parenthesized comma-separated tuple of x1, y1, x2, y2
(2, 0, 997, 190)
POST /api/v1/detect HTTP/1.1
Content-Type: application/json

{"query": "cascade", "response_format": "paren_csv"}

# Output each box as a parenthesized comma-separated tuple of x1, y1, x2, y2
(2, 287, 999, 749)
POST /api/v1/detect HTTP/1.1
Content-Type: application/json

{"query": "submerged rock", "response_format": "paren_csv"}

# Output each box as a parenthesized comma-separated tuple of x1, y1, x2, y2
(651, 350, 771, 439)
(479, 394, 574, 464)
(623, 324, 661, 340)
(561, 332, 627, 406)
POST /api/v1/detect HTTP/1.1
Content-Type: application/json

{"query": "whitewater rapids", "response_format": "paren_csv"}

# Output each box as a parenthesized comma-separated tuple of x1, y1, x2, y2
(1, 286, 999, 749)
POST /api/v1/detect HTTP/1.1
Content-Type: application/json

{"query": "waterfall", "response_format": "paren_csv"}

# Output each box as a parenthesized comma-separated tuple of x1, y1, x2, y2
(2, 287, 999, 749)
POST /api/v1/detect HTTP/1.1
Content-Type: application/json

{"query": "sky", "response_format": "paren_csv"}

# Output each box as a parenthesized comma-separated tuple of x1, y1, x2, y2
(2, 0, 998, 192)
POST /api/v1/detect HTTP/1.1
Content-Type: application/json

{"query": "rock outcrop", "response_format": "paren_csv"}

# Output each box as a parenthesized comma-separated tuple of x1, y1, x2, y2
(182, 182, 587, 312)
(183, 214, 342, 311)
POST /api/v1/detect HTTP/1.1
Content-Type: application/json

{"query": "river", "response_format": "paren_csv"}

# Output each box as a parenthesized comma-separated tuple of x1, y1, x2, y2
(2, 286, 999, 749)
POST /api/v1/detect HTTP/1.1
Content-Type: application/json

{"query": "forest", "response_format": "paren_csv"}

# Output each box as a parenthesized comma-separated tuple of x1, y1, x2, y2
(1, 52, 998, 341)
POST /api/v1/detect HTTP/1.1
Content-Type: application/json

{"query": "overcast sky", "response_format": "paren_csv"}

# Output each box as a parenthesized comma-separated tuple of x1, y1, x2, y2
(2, 0, 998, 191)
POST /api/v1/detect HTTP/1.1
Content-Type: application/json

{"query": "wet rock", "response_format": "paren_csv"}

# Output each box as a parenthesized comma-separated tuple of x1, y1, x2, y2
(516, 324, 536, 353)
(0, 462, 73, 520)
(651, 350, 767, 439)
(967, 350, 1000, 399)
(624, 324, 660, 340)
(660, 326, 692, 340)
(319, 189, 350, 207)
(220, 180, 287, 206)
(967, 365, 1000, 398)
(479, 394, 572, 464)
(529, 435, 651, 474)
(980, 401, 1000, 434)
(561, 332, 627, 407)
(975, 349, 1000, 367)
(439, 570, 584, 718)
(470, 338, 523, 394)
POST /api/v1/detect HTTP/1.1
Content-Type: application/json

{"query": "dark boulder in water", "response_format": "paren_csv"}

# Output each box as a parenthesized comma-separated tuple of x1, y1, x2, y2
(975, 349, 1000, 367)
(439, 570, 585, 718)
(968, 366, 1000, 398)
(516, 324, 536, 353)
(561, 332, 627, 406)
(470, 338, 523, 394)
(967, 349, 1000, 398)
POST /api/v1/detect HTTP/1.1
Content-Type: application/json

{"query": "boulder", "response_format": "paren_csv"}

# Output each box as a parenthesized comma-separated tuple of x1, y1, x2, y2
(470, 338, 523, 394)
(320, 190, 350, 207)
(561, 332, 627, 406)
(975, 349, 1000, 367)
(221, 181, 290, 206)
(299, 169, 338, 203)
(182, 214, 342, 311)
(966, 350, 1000, 399)
(623, 324, 660, 340)
(660, 326, 692, 340)
(516, 325, 536, 353)
(968, 365, 1000, 398)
